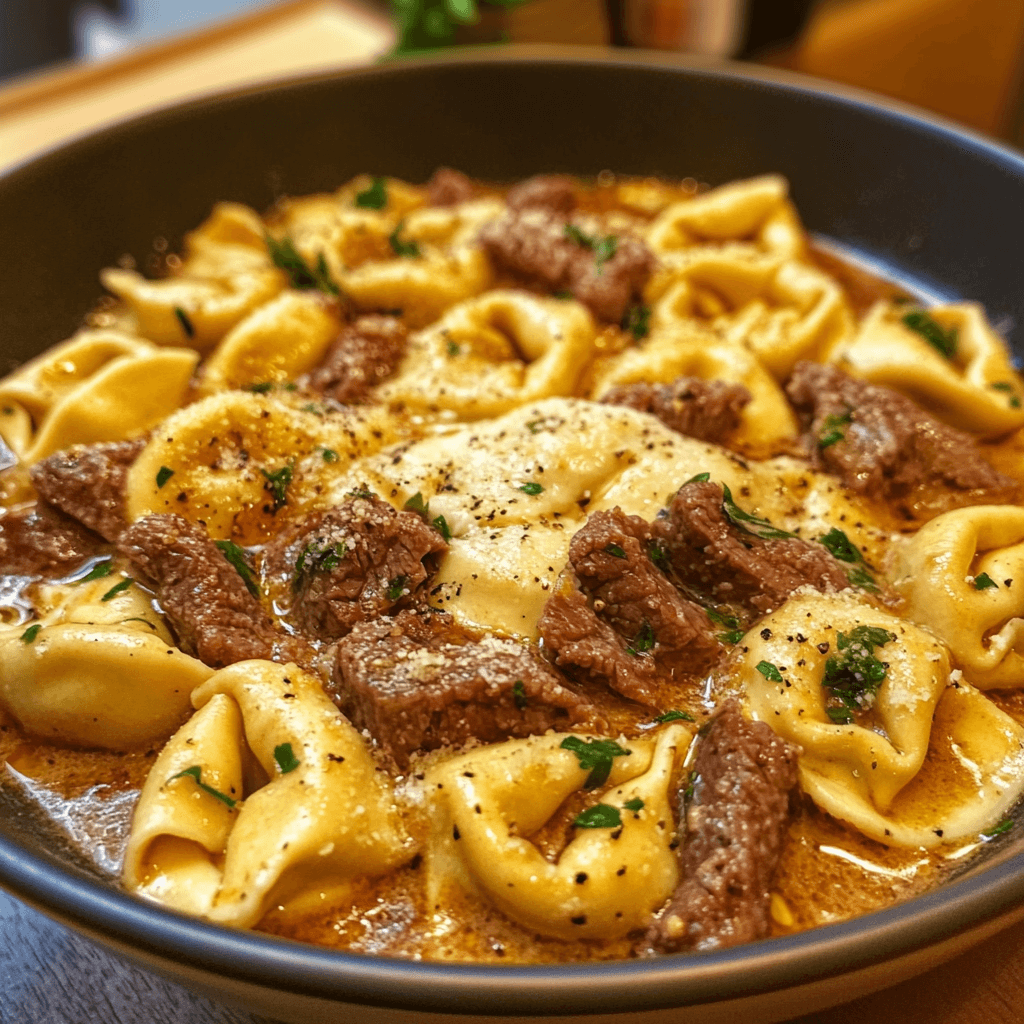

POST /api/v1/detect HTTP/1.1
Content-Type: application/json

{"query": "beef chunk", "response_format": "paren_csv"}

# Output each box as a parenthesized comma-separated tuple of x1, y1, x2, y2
(31, 438, 145, 542)
(786, 361, 1013, 500)
(0, 503, 102, 578)
(262, 495, 448, 642)
(426, 167, 475, 207)
(641, 703, 798, 954)
(651, 480, 851, 616)
(538, 509, 720, 706)
(299, 315, 406, 405)
(479, 211, 655, 323)
(601, 377, 751, 443)
(331, 609, 596, 767)
(506, 174, 576, 214)
(119, 513, 311, 670)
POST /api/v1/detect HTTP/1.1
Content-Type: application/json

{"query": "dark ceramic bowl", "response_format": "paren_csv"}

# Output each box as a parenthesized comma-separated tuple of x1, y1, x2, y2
(3, 46, 1024, 1024)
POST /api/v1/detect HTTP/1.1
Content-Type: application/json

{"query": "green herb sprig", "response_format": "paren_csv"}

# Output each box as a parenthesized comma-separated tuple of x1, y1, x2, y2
(902, 308, 957, 359)
(215, 540, 260, 599)
(560, 736, 631, 790)
(821, 625, 897, 723)
(721, 484, 796, 541)
(169, 765, 237, 808)
(265, 234, 340, 295)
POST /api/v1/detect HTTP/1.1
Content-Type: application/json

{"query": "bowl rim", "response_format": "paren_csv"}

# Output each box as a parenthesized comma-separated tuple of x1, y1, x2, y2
(4, 45, 1024, 1016)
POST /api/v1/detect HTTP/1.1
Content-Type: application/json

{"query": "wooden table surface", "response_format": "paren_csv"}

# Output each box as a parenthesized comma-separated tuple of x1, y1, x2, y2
(4, 4, 1024, 1022)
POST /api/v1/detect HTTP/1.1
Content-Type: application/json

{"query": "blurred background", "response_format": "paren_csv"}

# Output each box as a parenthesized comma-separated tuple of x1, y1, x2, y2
(2, 0, 1023, 171)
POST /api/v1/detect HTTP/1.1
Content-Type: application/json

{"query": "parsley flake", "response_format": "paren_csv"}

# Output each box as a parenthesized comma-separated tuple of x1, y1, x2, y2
(403, 492, 430, 518)
(654, 709, 695, 723)
(818, 410, 853, 449)
(604, 543, 627, 559)
(721, 484, 796, 541)
(273, 742, 300, 774)
(562, 223, 618, 273)
(719, 629, 746, 645)
(822, 625, 897, 721)
(573, 804, 622, 829)
(518, 482, 544, 495)
(902, 308, 957, 359)
(79, 560, 113, 583)
(647, 540, 669, 571)
(174, 306, 195, 339)
(319, 447, 339, 463)
(685, 472, 711, 484)
(622, 303, 650, 341)
(389, 221, 421, 258)
(626, 620, 655, 656)
(20, 624, 41, 643)
(432, 514, 452, 542)
(512, 680, 527, 710)
(265, 234, 339, 295)
(623, 797, 644, 812)
(560, 736, 631, 790)
(446, 339, 460, 357)
(261, 463, 294, 512)
(354, 176, 387, 209)
(819, 527, 862, 563)
(974, 572, 999, 590)
(293, 539, 347, 593)
(215, 540, 260, 598)
(156, 466, 175, 488)
(981, 818, 1014, 840)
(244, 381, 275, 394)
(101, 578, 133, 602)
(756, 660, 784, 682)
(169, 765, 236, 808)
(386, 574, 408, 601)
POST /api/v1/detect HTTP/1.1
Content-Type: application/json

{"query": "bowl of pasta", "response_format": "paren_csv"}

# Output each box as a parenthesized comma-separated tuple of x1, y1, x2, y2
(4, 46, 1024, 1024)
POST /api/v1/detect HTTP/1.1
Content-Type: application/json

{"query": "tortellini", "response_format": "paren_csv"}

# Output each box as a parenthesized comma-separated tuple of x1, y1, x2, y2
(830, 300, 1024, 437)
(426, 724, 691, 940)
(379, 290, 598, 419)
(893, 506, 1024, 688)
(124, 660, 412, 927)
(0, 573, 210, 749)
(0, 330, 198, 464)
(742, 593, 1024, 846)
(101, 202, 286, 351)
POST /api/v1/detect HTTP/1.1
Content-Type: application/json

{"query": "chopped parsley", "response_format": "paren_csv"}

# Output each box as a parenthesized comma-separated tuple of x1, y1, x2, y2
(563, 223, 592, 247)
(623, 797, 644, 812)
(446, 339, 460, 357)
(174, 306, 195, 339)
(721, 484, 796, 541)
(719, 629, 745, 645)
(654, 709, 695, 723)
(683, 770, 698, 801)
(432, 514, 452, 542)
(79, 560, 113, 583)
(821, 625, 897, 723)
(846, 565, 879, 593)
(265, 233, 339, 295)
(974, 572, 998, 590)
(386, 574, 408, 601)
(707, 607, 744, 645)
(604, 543, 627, 559)
(647, 540, 669, 571)
(562, 222, 618, 272)
(169, 765, 236, 808)
(518, 482, 544, 495)
(573, 804, 622, 829)
(389, 221, 421, 258)
(273, 742, 300, 774)
(20, 624, 41, 643)
(156, 466, 175, 488)
(685, 472, 711, 484)
(319, 447, 339, 462)
(902, 308, 957, 359)
(101, 578, 133, 602)
(981, 818, 1014, 840)
(215, 540, 260, 598)
(560, 736, 631, 790)
(293, 539, 347, 592)
(512, 680, 527, 710)
(622, 303, 650, 341)
(526, 419, 544, 434)
(818, 410, 853, 449)
(261, 463, 294, 512)
(756, 660, 784, 683)
(354, 176, 387, 209)
(991, 381, 1022, 408)
(626, 620, 655, 656)
(347, 486, 375, 500)
(403, 492, 430, 518)
(819, 526, 879, 592)
(553, 290, 574, 300)
(244, 381, 275, 394)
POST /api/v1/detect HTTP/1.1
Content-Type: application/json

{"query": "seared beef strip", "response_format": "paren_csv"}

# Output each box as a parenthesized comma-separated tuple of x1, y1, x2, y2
(786, 361, 1013, 500)
(261, 495, 448, 642)
(506, 174, 577, 214)
(601, 377, 751, 444)
(479, 211, 655, 324)
(426, 167, 476, 207)
(31, 438, 145, 543)
(640, 703, 798, 954)
(651, 480, 851, 616)
(330, 608, 596, 767)
(538, 508, 721, 706)
(0, 503, 102, 578)
(298, 315, 407, 405)
(119, 513, 311, 670)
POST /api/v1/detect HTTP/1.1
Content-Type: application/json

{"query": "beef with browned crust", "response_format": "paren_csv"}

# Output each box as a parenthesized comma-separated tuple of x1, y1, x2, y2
(601, 377, 751, 444)
(479, 211, 655, 323)
(640, 703, 798, 954)
(506, 174, 576, 214)
(786, 361, 1013, 500)
(119, 513, 311, 670)
(0, 503, 103, 578)
(298, 315, 407, 405)
(426, 167, 475, 207)
(651, 479, 851, 616)
(331, 608, 596, 767)
(538, 508, 720, 706)
(31, 438, 145, 542)
(262, 495, 448, 642)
